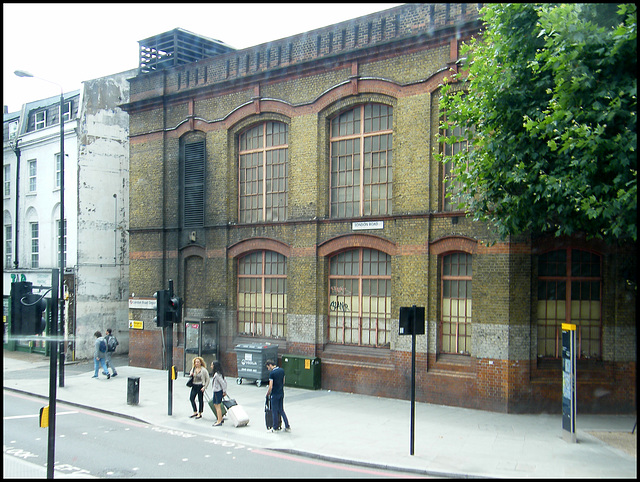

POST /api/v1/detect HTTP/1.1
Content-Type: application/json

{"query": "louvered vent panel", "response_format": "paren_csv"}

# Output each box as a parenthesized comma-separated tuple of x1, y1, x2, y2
(184, 141, 205, 227)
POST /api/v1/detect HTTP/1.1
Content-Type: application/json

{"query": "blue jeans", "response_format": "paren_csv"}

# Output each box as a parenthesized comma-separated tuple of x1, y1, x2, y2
(93, 356, 109, 377)
(270, 394, 289, 429)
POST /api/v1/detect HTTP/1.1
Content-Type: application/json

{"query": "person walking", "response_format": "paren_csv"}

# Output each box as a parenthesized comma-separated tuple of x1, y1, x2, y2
(104, 328, 119, 377)
(265, 359, 290, 432)
(92, 331, 110, 379)
(188, 356, 209, 419)
(210, 361, 227, 427)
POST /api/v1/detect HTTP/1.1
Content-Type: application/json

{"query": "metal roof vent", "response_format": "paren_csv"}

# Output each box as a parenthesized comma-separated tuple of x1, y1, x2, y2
(138, 28, 235, 73)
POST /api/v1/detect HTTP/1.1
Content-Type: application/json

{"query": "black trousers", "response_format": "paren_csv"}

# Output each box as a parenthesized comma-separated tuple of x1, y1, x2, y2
(189, 384, 204, 412)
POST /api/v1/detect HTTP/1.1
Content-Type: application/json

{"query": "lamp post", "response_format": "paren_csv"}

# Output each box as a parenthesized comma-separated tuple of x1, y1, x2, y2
(15, 69, 67, 479)
(14, 70, 66, 380)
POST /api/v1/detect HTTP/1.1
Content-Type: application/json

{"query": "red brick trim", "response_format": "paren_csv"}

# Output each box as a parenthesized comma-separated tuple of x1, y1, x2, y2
(430, 235, 477, 256)
(227, 237, 292, 258)
(317, 234, 398, 257)
(180, 245, 206, 260)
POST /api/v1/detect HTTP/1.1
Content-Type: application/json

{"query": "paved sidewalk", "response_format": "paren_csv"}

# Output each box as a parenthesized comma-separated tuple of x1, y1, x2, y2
(3, 350, 636, 478)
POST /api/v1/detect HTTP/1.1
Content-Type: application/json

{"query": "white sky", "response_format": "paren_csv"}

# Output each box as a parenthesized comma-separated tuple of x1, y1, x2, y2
(3, 3, 403, 114)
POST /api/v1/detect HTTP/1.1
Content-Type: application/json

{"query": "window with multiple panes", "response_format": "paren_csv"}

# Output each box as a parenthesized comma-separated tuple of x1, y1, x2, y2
(183, 140, 205, 228)
(537, 249, 602, 359)
(28, 160, 37, 192)
(237, 250, 287, 338)
(61, 101, 71, 122)
(57, 219, 67, 267)
(440, 252, 472, 355)
(55, 153, 62, 189)
(239, 122, 288, 223)
(442, 120, 472, 212)
(8, 121, 18, 139)
(4, 164, 10, 196)
(5, 224, 12, 269)
(328, 248, 391, 347)
(35, 111, 46, 130)
(30, 222, 39, 268)
(330, 104, 393, 218)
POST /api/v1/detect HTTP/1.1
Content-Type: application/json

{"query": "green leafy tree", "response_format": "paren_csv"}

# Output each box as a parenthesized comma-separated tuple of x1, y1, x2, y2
(439, 3, 636, 243)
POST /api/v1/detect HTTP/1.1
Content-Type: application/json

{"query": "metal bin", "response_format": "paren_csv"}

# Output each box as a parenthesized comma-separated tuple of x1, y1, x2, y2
(234, 343, 279, 387)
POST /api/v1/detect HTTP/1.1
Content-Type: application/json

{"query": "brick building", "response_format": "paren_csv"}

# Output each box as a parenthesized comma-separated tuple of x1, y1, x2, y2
(123, 4, 636, 413)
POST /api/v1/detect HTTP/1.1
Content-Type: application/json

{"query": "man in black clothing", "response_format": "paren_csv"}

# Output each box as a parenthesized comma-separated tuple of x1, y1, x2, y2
(265, 359, 291, 432)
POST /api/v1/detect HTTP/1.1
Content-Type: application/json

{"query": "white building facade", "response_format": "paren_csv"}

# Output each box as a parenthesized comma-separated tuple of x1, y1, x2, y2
(3, 69, 135, 359)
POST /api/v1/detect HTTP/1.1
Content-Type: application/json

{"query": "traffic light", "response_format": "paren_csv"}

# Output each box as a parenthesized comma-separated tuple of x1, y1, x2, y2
(154, 289, 182, 326)
(154, 289, 168, 327)
(167, 296, 182, 324)
(10, 281, 47, 336)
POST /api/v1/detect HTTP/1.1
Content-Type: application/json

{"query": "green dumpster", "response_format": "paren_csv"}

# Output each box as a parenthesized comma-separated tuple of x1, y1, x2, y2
(282, 354, 321, 389)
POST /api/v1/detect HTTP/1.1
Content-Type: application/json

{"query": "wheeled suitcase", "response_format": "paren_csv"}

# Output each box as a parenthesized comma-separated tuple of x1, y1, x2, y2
(204, 392, 227, 419)
(265, 395, 281, 430)
(226, 401, 250, 427)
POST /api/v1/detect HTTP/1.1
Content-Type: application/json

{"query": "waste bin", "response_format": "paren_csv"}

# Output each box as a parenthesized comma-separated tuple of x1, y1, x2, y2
(127, 377, 140, 405)
(234, 343, 279, 387)
(282, 354, 321, 389)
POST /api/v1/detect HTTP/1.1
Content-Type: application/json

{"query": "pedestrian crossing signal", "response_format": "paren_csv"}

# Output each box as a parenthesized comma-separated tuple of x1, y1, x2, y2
(39, 406, 49, 428)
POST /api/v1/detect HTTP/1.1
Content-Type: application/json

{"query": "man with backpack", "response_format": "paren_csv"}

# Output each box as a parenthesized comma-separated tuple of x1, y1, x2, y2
(92, 331, 110, 379)
(104, 328, 119, 377)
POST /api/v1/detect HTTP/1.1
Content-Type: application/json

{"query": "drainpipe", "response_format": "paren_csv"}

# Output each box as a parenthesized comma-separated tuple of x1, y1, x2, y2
(11, 139, 20, 269)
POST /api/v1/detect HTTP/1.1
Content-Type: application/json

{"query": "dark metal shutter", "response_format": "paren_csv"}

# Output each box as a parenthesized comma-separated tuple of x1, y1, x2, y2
(184, 141, 205, 227)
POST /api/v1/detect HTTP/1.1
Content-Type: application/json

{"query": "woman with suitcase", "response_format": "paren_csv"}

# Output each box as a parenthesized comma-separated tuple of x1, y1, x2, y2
(210, 361, 227, 426)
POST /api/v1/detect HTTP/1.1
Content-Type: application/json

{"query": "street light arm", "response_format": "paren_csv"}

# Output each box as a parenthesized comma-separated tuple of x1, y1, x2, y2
(14, 70, 63, 92)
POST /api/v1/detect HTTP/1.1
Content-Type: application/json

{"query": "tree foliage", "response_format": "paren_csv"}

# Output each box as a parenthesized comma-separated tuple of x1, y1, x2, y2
(438, 3, 637, 243)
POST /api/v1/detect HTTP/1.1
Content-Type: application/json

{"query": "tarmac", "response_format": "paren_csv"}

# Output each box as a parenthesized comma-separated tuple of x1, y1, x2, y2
(3, 349, 637, 479)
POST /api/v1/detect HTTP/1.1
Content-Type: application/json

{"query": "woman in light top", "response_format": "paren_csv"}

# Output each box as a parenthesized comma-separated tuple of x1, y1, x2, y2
(188, 356, 210, 419)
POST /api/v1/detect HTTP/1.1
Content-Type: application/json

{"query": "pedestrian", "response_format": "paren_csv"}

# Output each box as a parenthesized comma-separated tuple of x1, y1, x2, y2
(92, 331, 110, 379)
(104, 328, 119, 377)
(265, 359, 291, 432)
(188, 356, 209, 419)
(210, 361, 227, 426)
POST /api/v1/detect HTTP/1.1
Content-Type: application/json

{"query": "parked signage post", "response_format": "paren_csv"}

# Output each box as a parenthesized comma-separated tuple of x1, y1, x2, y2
(561, 323, 577, 443)
(399, 305, 425, 456)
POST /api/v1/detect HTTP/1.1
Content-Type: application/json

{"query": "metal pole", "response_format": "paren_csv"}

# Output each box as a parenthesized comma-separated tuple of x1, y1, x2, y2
(47, 269, 60, 479)
(167, 280, 174, 416)
(410, 305, 416, 456)
(12, 139, 20, 269)
(58, 91, 66, 387)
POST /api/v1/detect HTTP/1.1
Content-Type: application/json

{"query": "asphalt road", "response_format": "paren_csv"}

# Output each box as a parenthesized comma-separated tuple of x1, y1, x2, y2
(4, 388, 431, 478)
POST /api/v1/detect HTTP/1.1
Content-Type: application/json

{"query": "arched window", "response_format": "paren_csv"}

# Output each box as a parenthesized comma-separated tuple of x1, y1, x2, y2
(328, 248, 391, 346)
(239, 121, 288, 223)
(537, 249, 602, 359)
(237, 250, 287, 338)
(330, 104, 393, 218)
(440, 252, 472, 355)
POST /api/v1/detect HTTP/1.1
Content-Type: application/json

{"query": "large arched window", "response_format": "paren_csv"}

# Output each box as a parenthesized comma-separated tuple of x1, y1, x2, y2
(440, 252, 472, 355)
(239, 121, 288, 223)
(330, 104, 393, 218)
(237, 250, 287, 338)
(537, 249, 602, 359)
(328, 248, 391, 346)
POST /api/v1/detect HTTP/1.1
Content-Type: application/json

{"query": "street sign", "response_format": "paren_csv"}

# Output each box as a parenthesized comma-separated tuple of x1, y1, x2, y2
(399, 306, 425, 335)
